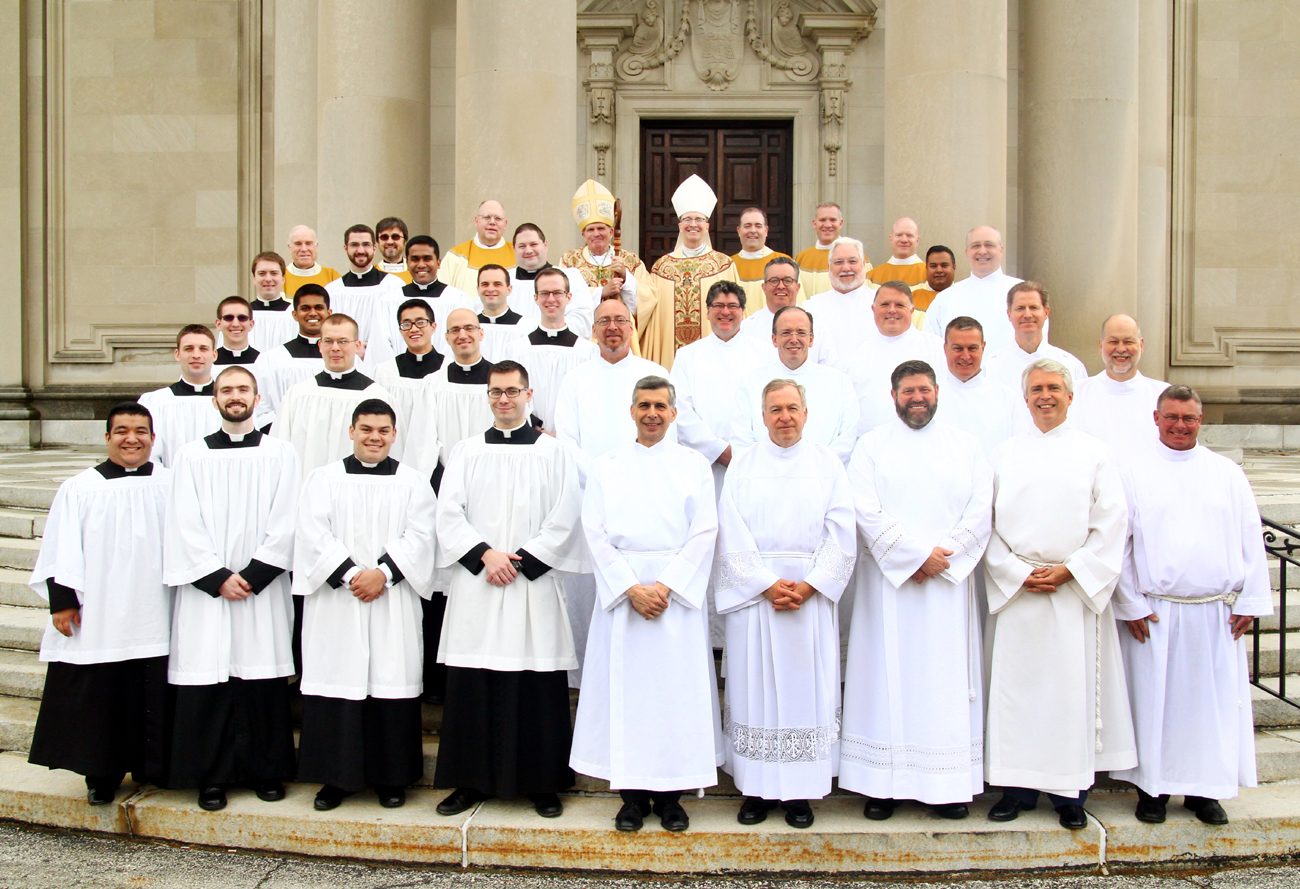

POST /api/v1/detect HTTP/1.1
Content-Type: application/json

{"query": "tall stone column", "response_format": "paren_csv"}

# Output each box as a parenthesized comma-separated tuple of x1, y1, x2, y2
(454, 0, 577, 250)
(1019, 1, 1139, 370)
(316, 1, 431, 264)
(0, 1, 32, 444)
(272, 0, 320, 247)
(882, 0, 1008, 257)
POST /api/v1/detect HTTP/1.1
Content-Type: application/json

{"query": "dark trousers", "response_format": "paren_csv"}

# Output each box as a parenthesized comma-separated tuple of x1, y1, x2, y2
(620, 789, 682, 809)
(1004, 786, 1088, 809)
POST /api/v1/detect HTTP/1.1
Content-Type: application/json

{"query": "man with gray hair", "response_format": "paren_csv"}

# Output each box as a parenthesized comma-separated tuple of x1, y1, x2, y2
(804, 236, 877, 370)
(923, 225, 1023, 354)
(1109, 384, 1271, 826)
(983, 358, 1135, 830)
(571, 375, 721, 833)
(1071, 314, 1169, 458)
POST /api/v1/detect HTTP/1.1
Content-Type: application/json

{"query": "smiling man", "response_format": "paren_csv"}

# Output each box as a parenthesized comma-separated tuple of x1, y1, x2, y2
(984, 282, 1087, 421)
(561, 179, 646, 316)
(283, 225, 340, 297)
(867, 217, 925, 289)
(509, 224, 594, 337)
(910, 245, 958, 315)
(245, 252, 300, 353)
(373, 217, 412, 283)
(325, 224, 405, 365)
(1071, 314, 1169, 459)
(842, 282, 944, 434)
(730, 207, 791, 311)
(936, 316, 1019, 457)
(983, 359, 1135, 831)
(138, 325, 222, 467)
(438, 199, 516, 293)
(923, 225, 1024, 353)
(475, 263, 527, 362)
(803, 237, 878, 370)
(254, 285, 333, 427)
(794, 202, 866, 297)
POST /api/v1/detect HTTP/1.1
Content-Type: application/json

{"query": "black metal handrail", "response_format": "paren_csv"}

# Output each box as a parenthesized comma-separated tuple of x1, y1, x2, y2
(1255, 517, 1300, 708)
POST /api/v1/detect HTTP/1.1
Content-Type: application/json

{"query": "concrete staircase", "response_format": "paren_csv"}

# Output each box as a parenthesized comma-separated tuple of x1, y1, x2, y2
(0, 447, 1299, 875)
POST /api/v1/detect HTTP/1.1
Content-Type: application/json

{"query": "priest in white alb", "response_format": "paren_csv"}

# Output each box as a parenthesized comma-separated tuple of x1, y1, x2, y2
(27, 402, 172, 806)
(935, 316, 1020, 457)
(842, 282, 944, 434)
(923, 225, 1024, 355)
(840, 360, 992, 821)
(983, 282, 1087, 408)
(716, 379, 855, 829)
(983, 359, 1135, 830)
(1072, 313, 1169, 459)
(1110, 384, 1272, 826)
(138, 325, 221, 467)
(803, 237, 877, 370)
(164, 366, 301, 812)
(571, 375, 721, 833)
(433, 360, 587, 819)
(294, 398, 438, 812)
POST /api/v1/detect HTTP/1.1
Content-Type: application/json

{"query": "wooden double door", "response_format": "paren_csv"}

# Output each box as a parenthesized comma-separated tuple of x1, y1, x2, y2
(640, 120, 794, 266)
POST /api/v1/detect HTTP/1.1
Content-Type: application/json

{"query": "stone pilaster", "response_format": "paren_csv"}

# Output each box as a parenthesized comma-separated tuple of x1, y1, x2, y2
(1, 1, 33, 444)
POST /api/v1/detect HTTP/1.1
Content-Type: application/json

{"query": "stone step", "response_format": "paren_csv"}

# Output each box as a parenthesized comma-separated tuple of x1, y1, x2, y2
(0, 606, 44, 652)
(0, 569, 41, 609)
(0, 484, 55, 513)
(0, 539, 39, 573)
(1251, 675, 1300, 728)
(0, 508, 44, 540)
(0, 697, 39, 752)
(1247, 631, 1300, 678)
(0, 651, 44, 700)
(0, 750, 1298, 875)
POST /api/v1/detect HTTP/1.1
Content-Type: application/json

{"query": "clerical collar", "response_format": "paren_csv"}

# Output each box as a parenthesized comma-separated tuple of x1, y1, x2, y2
(96, 460, 155, 479)
(473, 235, 504, 250)
(485, 422, 540, 445)
(342, 267, 386, 286)
(253, 295, 290, 310)
(527, 326, 577, 347)
(887, 254, 921, 265)
(679, 244, 710, 258)
(290, 263, 321, 276)
(814, 242, 832, 251)
(343, 455, 399, 475)
(285, 335, 321, 358)
(169, 379, 215, 396)
(204, 429, 264, 449)
(447, 359, 493, 385)
(513, 264, 551, 281)
(315, 369, 374, 390)
(738, 247, 772, 260)
(376, 260, 407, 274)
(404, 279, 448, 298)
(395, 349, 444, 379)
(479, 309, 523, 325)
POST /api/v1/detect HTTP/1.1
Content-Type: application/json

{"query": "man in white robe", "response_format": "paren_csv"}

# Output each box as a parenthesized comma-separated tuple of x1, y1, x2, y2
(501, 267, 597, 434)
(324, 223, 403, 365)
(437, 198, 516, 293)
(1072, 314, 1169, 459)
(246, 252, 298, 353)
(398, 235, 473, 361)
(923, 225, 1024, 354)
(253, 285, 332, 427)
(935, 316, 1020, 456)
(475, 263, 529, 362)
(215, 295, 262, 367)
(274, 314, 392, 475)
(433, 360, 587, 818)
(733, 306, 858, 464)
(793, 203, 853, 298)
(984, 282, 1087, 412)
(373, 297, 444, 463)
(841, 360, 993, 820)
(1111, 384, 1272, 826)
(509, 223, 594, 337)
(409, 307, 496, 481)
(842, 282, 944, 434)
(294, 398, 438, 811)
(138, 324, 221, 467)
(27, 402, 172, 806)
(740, 257, 832, 365)
(984, 358, 1136, 830)
(803, 237, 877, 370)
(164, 365, 301, 811)
(716, 379, 856, 828)
(571, 375, 720, 832)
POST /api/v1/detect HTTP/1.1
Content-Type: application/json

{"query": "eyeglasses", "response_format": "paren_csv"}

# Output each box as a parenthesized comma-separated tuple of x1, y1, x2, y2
(446, 324, 481, 335)
(679, 216, 708, 225)
(709, 302, 743, 311)
(487, 387, 527, 399)
(775, 329, 811, 339)
(320, 338, 354, 347)
(398, 319, 432, 330)
(593, 316, 632, 327)
(378, 233, 404, 241)
(764, 276, 797, 287)
(477, 214, 505, 223)
(220, 313, 251, 323)
(536, 289, 569, 299)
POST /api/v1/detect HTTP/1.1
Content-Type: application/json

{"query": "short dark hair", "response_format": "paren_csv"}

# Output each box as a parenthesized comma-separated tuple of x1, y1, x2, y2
(478, 263, 511, 285)
(397, 298, 434, 324)
(945, 315, 984, 339)
(875, 281, 914, 304)
(293, 284, 330, 309)
(251, 251, 286, 275)
(891, 359, 937, 391)
(106, 401, 153, 435)
(534, 267, 570, 293)
(215, 364, 258, 394)
(1157, 384, 1203, 411)
(764, 256, 800, 277)
(925, 245, 956, 263)
(321, 313, 358, 337)
(344, 223, 375, 244)
(512, 222, 546, 243)
(1007, 280, 1049, 310)
(351, 398, 396, 427)
(406, 234, 440, 259)
(375, 216, 408, 239)
(176, 324, 215, 348)
(490, 359, 529, 388)
(772, 304, 812, 335)
(738, 207, 768, 224)
(706, 280, 746, 311)
(217, 295, 252, 317)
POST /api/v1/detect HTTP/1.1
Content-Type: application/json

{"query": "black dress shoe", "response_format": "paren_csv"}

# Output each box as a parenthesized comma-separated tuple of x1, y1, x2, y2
(1135, 790, 1168, 824)
(988, 794, 1034, 822)
(863, 797, 897, 820)
(737, 796, 777, 825)
(783, 800, 814, 829)
(86, 783, 119, 806)
(615, 800, 647, 831)
(376, 786, 406, 808)
(930, 802, 969, 820)
(529, 792, 563, 818)
(656, 800, 689, 832)
(1184, 796, 1228, 825)
(198, 786, 227, 811)
(1058, 804, 1088, 830)
(436, 787, 485, 816)
(314, 785, 348, 811)
(254, 781, 286, 802)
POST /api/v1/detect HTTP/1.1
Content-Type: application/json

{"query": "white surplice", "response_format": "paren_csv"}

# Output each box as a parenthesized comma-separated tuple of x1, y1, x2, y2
(1072, 371, 1169, 461)
(325, 271, 405, 365)
(477, 314, 529, 363)
(715, 437, 856, 800)
(406, 361, 495, 476)
(500, 327, 597, 433)
(934, 370, 1021, 458)
(293, 458, 438, 700)
(246, 299, 299, 355)
(1110, 443, 1272, 799)
(570, 438, 722, 790)
(252, 336, 324, 424)
(984, 424, 1136, 794)
(164, 432, 300, 684)
(922, 269, 1025, 355)
(840, 419, 993, 803)
(31, 463, 173, 665)
(802, 284, 877, 373)
(138, 382, 221, 468)
(435, 429, 588, 670)
(372, 352, 443, 464)
(733, 360, 859, 464)
(842, 327, 945, 434)
(272, 371, 393, 475)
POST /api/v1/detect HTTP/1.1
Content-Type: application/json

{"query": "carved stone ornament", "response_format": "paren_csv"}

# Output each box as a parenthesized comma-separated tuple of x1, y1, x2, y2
(691, 1, 746, 91)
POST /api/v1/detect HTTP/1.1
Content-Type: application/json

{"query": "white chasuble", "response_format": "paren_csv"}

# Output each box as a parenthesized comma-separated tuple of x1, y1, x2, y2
(715, 438, 856, 800)
(164, 433, 300, 684)
(1110, 443, 1272, 799)
(570, 439, 722, 790)
(840, 420, 992, 803)
(984, 424, 1136, 794)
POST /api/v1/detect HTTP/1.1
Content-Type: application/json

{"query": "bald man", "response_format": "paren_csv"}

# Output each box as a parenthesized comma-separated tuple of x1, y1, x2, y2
(1072, 314, 1169, 460)
(284, 225, 341, 296)
(922, 225, 1023, 354)
(438, 200, 516, 293)
(866, 217, 926, 289)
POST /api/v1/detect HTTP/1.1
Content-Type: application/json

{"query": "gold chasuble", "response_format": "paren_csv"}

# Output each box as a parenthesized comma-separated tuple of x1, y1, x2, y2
(285, 265, 340, 297)
(911, 285, 938, 312)
(731, 249, 792, 316)
(561, 247, 648, 291)
(867, 260, 927, 289)
(437, 239, 516, 293)
(640, 250, 738, 368)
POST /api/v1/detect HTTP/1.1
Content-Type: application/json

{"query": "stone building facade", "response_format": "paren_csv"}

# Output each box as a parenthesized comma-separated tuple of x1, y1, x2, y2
(1, 0, 1296, 443)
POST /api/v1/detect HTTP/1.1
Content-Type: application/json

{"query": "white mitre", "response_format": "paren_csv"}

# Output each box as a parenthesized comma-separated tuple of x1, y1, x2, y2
(670, 174, 718, 254)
